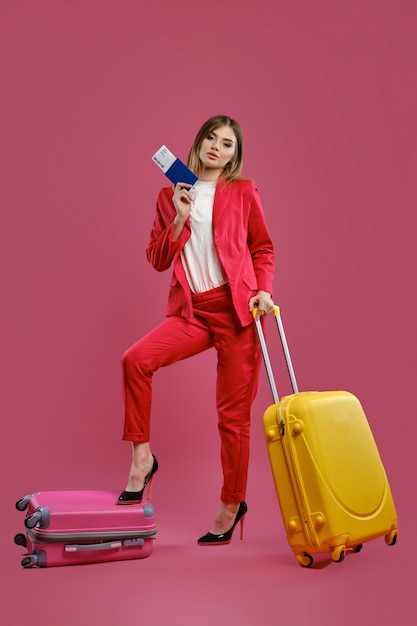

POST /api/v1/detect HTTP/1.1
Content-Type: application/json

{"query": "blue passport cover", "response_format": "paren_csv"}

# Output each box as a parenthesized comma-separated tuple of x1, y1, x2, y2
(165, 159, 198, 186)
(152, 145, 198, 186)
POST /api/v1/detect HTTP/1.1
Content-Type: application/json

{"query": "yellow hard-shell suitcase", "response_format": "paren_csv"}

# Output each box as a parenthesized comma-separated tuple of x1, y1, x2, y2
(254, 307, 398, 567)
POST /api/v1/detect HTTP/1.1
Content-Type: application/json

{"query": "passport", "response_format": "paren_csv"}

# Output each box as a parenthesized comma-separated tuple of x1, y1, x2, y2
(152, 145, 198, 186)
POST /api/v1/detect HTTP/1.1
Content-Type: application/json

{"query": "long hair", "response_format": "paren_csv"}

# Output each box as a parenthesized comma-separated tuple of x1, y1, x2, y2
(187, 115, 243, 182)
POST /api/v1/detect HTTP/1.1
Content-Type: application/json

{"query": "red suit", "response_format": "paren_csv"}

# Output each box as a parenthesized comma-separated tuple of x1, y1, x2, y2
(122, 179, 275, 503)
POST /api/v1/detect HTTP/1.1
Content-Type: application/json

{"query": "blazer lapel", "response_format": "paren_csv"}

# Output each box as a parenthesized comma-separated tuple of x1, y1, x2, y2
(213, 180, 232, 227)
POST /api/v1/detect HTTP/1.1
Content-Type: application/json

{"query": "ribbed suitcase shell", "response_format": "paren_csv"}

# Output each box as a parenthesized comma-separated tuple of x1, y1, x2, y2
(254, 307, 398, 567)
(15, 490, 157, 568)
(263, 390, 398, 566)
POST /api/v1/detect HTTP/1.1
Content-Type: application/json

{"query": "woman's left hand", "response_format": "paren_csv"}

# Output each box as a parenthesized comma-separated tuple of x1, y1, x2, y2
(249, 291, 275, 319)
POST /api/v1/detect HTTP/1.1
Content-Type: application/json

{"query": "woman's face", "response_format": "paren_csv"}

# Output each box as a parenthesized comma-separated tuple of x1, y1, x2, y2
(198, 125, 237, 175)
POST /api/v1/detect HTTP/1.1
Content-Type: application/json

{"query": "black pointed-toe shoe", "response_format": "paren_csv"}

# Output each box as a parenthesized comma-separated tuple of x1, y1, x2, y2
(197, 502, 248, 546)
(117, 454, 159, 505)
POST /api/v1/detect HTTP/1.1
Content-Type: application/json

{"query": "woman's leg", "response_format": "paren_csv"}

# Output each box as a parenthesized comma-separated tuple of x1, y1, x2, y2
(190, 287, 262, 534)
(124, 442, 153, 492)
(215, 320, 262, 504)
(121, 315, 213, 491)
(213, 319, 262, 534)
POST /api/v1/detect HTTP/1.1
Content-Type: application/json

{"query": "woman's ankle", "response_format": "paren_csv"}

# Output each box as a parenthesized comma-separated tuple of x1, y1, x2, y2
(211, 501, 240, 534)
(125, 443, 153, 491)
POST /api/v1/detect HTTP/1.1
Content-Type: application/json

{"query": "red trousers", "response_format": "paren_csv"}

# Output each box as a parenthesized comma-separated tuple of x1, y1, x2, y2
(121, 284, 262, 504)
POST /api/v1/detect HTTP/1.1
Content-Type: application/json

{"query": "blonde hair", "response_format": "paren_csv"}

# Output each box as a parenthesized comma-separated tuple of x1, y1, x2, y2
(187, 115, 243, 182)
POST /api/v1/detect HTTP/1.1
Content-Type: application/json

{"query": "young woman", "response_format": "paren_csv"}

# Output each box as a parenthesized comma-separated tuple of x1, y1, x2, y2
(118, 115, 275, 545)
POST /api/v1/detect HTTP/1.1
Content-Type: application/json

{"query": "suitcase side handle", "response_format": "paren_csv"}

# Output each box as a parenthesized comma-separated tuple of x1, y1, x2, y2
(252, 306, 299, 402)
(65, 541, 123, 553)
(65, 538, 146, 553)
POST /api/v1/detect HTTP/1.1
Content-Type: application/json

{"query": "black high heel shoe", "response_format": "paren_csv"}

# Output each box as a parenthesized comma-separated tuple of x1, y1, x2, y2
(117, 455, 159, 505)
(197, 502, 248, 546)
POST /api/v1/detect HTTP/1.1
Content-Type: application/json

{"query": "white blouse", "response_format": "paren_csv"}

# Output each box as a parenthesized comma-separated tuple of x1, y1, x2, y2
(180, 181, 228, 294)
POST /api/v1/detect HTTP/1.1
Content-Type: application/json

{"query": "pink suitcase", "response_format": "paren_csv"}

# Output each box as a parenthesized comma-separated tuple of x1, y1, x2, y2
(14, 490, 157, 568)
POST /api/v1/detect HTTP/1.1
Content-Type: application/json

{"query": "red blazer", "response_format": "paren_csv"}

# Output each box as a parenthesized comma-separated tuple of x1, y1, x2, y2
(146, 179, 275, 327)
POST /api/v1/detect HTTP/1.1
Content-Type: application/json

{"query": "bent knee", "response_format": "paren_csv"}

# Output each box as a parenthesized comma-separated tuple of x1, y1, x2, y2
(121, 345, 153, 377)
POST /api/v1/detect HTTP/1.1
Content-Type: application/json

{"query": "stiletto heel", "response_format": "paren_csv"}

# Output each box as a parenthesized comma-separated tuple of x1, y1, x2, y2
(147, 474, 156, 500)
(240, 514, 245, 541)
(117, 455, 159, 505)
(197, 502, 248, 546)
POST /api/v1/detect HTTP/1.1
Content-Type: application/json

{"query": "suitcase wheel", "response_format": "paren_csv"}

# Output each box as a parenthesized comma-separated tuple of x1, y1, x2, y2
(296, 552, 314, 568)
(21, 554, 39, 568)
(14, 533, 27, 548)
(15, 496, 31, 512)
(350, 544, 363, 553)
(385, 530, 398, 546)
(24, 506, 50, 530)
(24, 512, 41, 529)
(331, 545, 346, 563)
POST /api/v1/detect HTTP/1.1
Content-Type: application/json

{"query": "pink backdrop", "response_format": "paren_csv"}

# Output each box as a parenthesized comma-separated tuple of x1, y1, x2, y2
(2, 1, 416, 625)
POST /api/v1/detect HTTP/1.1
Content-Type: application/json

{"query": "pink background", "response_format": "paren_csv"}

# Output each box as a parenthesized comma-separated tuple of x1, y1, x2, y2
(2, 1, 416, 625)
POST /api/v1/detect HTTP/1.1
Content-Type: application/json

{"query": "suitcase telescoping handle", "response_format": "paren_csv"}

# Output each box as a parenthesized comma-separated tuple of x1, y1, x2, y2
(252, 306, 299, 403)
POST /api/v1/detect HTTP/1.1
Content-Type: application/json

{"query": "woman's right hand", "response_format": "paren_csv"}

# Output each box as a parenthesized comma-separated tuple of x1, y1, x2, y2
(172, 182, 194, 222)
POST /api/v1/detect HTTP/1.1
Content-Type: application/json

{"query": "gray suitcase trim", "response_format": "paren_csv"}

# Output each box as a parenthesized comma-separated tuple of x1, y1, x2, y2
(28, 527, 157, 544)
